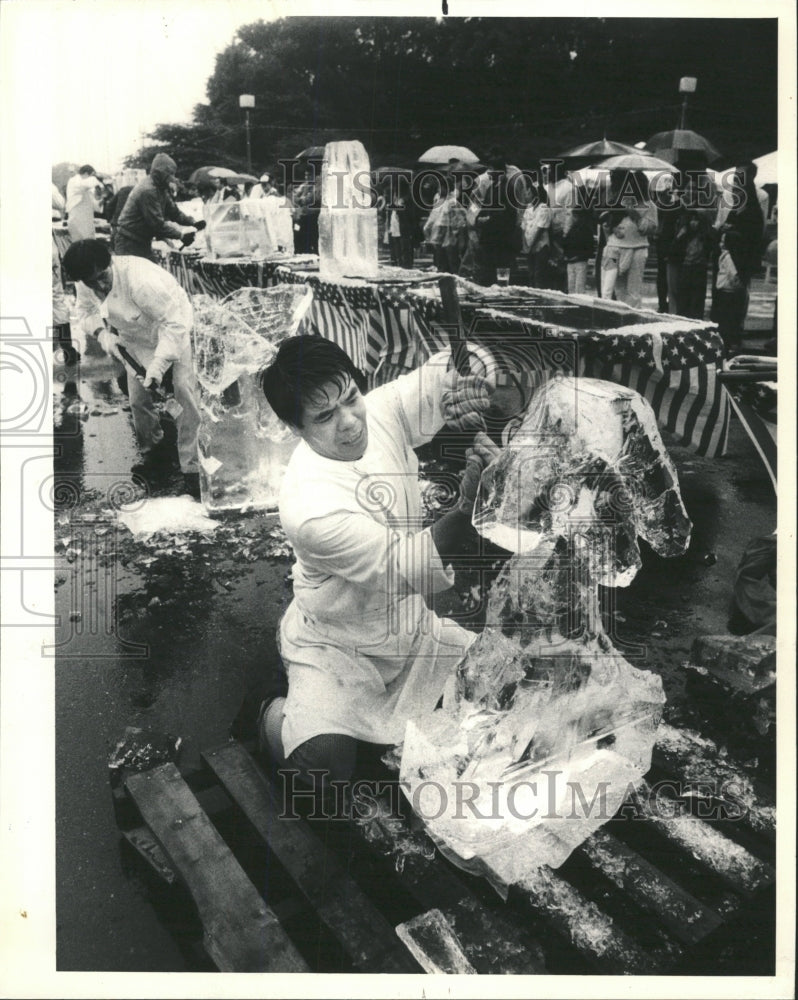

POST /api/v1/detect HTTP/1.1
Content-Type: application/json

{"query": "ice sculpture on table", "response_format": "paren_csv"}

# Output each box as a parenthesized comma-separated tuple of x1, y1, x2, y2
(399, 376, 691, 889)
(204, 200, 277, 260)
(192, 286, 313, 513)
(318, 140, 378, 280)
(242, 195, 295, 255)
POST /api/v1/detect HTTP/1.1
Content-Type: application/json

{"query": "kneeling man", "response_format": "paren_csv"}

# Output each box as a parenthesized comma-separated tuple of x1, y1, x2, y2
(260, 335, 496, 788)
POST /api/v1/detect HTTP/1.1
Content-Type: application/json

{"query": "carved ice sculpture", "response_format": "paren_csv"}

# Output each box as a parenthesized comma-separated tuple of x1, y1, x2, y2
(192, 285, 313, 513)
(400, 376, 691, 887)
(318, 140, 379, 280)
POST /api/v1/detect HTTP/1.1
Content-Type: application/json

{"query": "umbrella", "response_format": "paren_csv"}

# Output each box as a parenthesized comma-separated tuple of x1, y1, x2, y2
(293, 146, 326, 161)
(753, 151, 777, 186)
(556, 138, 641, 160)
(418, 145, 480, 164)
(223, 172, 259, 185)
(443, 159, 486, 175)
(645, 129, 722, 166)
(189, 165, 240, 184)
(598, 152, 678, 173)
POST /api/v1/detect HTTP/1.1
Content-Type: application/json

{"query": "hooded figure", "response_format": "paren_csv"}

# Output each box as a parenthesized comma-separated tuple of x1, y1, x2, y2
(115, 153, 201, 261)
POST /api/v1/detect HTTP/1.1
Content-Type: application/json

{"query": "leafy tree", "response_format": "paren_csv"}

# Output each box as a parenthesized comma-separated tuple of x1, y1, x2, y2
(125, 17, 777, 179)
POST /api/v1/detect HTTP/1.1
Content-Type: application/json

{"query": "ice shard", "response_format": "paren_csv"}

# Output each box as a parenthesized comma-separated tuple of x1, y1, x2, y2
(473, 375, 691, 576)
(318, 140, 379, 280)
(192, 286, 313, 513)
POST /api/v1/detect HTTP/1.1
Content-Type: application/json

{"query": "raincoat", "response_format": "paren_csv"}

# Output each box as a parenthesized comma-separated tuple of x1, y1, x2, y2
(278, 352, 475, 757)
(65, 173, 100, 241)
(115, 154, 196, 261)
(73, 255, 200, 472)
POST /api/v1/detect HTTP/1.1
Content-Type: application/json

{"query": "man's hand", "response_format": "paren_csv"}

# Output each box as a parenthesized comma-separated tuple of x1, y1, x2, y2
(194, 219, 207, 232)
(97, 329, 123, 363)
(442, 374, 493, 432)
(458, 432, 501, 512)
(180, 230, 196, 247)
(142, 362, 167, 392)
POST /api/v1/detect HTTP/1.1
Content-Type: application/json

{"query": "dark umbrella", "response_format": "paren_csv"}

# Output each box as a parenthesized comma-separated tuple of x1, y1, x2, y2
(189, 165, 239, 184)
(546, 138, 641, 172)
(645, 129, 722, 167)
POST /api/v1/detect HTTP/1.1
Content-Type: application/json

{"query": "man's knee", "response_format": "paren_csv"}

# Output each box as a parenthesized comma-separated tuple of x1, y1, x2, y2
(286, 733, 358, 786)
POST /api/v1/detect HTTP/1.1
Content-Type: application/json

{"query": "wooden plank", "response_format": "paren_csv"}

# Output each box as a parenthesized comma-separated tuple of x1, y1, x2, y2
(631, 781, 775, 897)
(122, 826, 176, 884)
(352, 793, 546, 974)
(125, 763, 307, 973)
(202, 741, 419, 973)
(517, 865, 682, 974)
(653, 723, 776, 841)
(578, 829, 723, 946)
(396, 909, 477, 974)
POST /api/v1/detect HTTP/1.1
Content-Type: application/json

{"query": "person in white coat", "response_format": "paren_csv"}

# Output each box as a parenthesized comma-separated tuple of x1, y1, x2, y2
(259, 335, 498, 795)
(65, 165, 101, 241)
(62, 239, 201, 496)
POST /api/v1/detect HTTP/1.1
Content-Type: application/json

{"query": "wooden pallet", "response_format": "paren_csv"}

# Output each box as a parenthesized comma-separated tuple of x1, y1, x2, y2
(117, 726, 776, 976)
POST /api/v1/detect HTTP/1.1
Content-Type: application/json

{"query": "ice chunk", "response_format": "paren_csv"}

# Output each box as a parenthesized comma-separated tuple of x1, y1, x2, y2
(400, 634, 664, 882)
(318, 140, 378, 280)
(395, 910, 476, 974)
(192, 286, 311, 513)
(473, 375, 691, 573)
(118, 497, 219, 537)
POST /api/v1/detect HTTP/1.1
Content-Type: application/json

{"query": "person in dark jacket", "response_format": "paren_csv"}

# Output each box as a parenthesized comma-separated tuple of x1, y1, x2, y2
(115, 153, 204, 261)
(563, 207, 595, 294)
(462, 147, 522, 286)
(386, 174, 418, 269)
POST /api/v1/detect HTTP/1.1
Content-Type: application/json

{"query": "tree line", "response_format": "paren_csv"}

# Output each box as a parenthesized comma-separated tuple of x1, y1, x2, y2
(125, 17, 777, 179)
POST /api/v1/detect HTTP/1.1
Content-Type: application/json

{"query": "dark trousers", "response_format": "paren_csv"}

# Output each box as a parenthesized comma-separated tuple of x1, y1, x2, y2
(714, 288, 748, 352)
(527, 246, 551, 288)
(679, 264, 709, 319)
(390, 234, 414, 269)
(433, 244, 461, 275)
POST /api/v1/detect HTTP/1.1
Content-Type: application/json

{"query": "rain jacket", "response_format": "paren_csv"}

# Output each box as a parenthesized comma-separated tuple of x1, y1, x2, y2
(277, 351, 474, 757)
(73, 254, 193, 383)
(65, 173, 100, 241)
(115, 154, 196, 260)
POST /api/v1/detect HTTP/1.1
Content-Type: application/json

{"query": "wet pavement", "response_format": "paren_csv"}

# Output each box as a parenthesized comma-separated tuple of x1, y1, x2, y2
(52, 339, 776, 971)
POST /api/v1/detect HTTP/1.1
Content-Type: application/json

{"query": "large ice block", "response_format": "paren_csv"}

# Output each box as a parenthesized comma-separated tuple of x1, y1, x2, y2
(318, 140, 378, 280)
(473, 376, 691, 578)
(400, 633, 665, 884)
(192, 286, 312, 513)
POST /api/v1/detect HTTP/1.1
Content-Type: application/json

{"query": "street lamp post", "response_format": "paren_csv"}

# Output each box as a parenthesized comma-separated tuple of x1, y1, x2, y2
(678, 77, 697, 130)
(239, 94, 255, 175)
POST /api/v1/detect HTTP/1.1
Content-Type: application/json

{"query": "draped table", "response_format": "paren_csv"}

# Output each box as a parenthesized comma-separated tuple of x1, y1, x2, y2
(158, 250, 729, 457)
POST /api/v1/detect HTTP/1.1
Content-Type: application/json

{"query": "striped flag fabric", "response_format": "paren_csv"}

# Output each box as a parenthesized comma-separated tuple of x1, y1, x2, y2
(157, 250, 729, 457)
(719, 359, 777, 489)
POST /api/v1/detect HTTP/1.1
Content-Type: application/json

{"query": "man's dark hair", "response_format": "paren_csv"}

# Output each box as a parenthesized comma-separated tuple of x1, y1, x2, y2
(62, 239, 112, 282)
(261, 335, 367, 428)
(78, 164, 95, 175)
